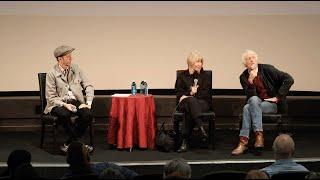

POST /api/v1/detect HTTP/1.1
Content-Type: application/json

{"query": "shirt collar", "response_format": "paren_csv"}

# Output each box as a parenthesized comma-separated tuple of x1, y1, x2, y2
(58, 64, 69, 73)
(275, 159, 294, 164)
(186, 68, 203, 77)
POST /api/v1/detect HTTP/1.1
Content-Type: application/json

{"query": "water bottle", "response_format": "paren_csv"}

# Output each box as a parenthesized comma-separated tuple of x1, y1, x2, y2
(144, 81, 148, 95)
(140, 81, 145, 95)
(131, 82, 137, 95)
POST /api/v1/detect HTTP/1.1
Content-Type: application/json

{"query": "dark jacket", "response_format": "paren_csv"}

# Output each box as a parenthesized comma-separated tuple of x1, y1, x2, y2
(175, 69, 212, 108)
(62, 162, 138, 179)
(240, 64, 294, 113)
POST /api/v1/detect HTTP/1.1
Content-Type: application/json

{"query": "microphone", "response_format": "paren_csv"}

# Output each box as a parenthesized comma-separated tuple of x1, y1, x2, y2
(193, 79, 198, 87)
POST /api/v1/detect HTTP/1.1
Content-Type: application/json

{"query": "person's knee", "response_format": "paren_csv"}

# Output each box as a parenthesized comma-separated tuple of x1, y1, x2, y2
(57, 110, 71, 119)
(181, 98, 196, 113)
(260, 103, 270, 112)
(248, 96, 261, 105)
(78, 108, 92, 119)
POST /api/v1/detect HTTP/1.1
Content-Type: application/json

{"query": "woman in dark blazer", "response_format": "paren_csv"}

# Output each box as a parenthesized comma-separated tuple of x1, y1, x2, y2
(175, 50, 212, 153)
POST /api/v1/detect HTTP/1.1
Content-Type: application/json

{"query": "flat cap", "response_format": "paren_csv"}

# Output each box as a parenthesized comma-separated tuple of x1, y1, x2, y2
(54, 45, 75, 58)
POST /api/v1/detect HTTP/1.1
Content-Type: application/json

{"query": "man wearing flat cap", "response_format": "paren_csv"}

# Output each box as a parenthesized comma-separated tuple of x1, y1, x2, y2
(45, 45, 94, 153)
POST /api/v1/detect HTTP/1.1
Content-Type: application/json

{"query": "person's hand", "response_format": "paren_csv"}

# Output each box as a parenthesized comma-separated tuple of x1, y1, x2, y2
(248, 69, 257, 84)
(179, 95, 191, 103)
(79, 104, 91, 109)
(264, 97, 278, 103)
(63, 103, 77, 112)
(190, 85, 199, 96)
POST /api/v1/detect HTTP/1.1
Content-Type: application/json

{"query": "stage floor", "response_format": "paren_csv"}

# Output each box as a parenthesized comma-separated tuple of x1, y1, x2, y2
(1, 129, 320, 164)
(1, 129, 320, 178)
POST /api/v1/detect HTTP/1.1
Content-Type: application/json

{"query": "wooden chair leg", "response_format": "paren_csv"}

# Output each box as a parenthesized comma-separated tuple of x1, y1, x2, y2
(40, 121, 45, 149)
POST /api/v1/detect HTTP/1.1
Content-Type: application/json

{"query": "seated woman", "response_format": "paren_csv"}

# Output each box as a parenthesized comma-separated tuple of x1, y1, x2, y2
(174, 50, 212, 153)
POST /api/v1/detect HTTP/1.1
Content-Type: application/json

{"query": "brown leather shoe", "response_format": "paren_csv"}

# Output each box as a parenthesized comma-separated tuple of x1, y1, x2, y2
(254, 131, 264, 148)
(231, 136, 248, 156)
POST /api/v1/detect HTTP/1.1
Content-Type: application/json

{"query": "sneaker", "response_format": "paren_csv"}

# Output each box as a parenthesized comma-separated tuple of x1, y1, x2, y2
(60, 143, 69, 153)
(85, 145, 94, 153)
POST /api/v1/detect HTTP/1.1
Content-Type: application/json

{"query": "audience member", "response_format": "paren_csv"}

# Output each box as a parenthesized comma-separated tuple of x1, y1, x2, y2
(260, 134, 309, 178)
(306, 171, 320, 179)
(12, 163, 40, 180)
(98, 167, 125, 179)
(163, 158, 191, 179)
(62, 141, 138, 179)
(61, 141, 95, 179)
(0, 149, 32, 178)
(245, 170, 269, 179)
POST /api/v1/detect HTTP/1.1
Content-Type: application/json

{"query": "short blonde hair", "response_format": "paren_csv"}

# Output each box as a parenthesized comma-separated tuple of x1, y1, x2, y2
(187, 50, 203, 67)
(242, 49, 258, 66)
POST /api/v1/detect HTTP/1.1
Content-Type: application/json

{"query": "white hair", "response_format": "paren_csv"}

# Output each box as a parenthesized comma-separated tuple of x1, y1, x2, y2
(242, 49, 258, 66)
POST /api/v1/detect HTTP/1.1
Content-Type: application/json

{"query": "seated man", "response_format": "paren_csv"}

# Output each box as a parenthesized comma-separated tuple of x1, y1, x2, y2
(260, 134, 309, 178)
(232, 50, 294, 155)
(45, 45, 94, 153)
(174, 50, 212, 153)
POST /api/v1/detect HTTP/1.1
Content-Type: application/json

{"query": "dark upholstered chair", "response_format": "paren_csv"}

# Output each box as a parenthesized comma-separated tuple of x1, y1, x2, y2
(38, 73, 94, 151)
(239, 113, 284, 134)
(173, 70, 215, 150)
(201, 170, 247, 179)
(271, 171, 310, 179)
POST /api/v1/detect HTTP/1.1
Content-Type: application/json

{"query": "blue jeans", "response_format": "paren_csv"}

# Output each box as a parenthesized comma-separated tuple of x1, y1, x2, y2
(239, 96, 277, 138)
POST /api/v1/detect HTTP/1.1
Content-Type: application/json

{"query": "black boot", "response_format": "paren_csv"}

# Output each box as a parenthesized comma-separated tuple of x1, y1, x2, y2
(177, 139, 188, 153)
(200, 126, 208, 142)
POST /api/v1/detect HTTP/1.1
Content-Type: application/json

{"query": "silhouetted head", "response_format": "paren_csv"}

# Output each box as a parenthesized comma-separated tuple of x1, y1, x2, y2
(13, 163, 39, 179)
(7, 149, 31, 175)
(66, 141, 90, 166)
(163, 158, 191, 179)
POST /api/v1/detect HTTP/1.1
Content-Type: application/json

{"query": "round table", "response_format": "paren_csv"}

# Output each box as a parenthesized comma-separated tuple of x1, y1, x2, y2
(107, 94, 157, 150)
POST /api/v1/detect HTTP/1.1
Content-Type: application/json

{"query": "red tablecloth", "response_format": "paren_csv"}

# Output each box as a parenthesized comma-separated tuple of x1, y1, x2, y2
(107, 94, 156, 150)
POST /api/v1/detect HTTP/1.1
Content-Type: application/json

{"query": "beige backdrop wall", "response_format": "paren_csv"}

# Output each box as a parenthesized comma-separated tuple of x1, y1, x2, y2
(0, 15, 319, 91)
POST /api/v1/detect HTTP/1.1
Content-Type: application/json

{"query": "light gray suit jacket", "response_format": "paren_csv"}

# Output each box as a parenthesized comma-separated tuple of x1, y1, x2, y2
(44, 63, 94, 114)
